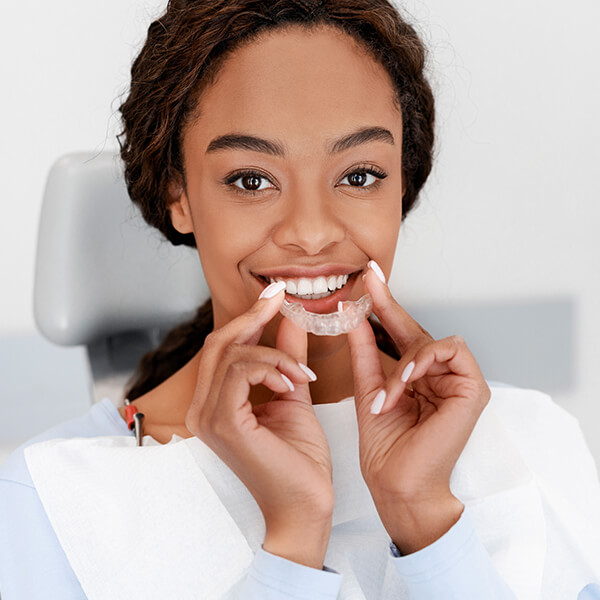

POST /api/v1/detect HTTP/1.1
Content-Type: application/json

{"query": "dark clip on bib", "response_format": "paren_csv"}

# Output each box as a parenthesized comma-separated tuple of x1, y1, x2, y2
(124, 398, 145, 447)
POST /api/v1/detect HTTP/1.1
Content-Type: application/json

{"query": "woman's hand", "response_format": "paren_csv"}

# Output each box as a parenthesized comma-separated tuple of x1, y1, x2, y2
(346, 262, 491, 554)
(184, 283, 334, 568)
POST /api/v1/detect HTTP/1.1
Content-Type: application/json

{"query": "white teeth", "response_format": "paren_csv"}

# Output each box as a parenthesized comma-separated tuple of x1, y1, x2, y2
(267, 273, 350, 298)
(297, 278, 312, 295)
(313, 276, 329, 294)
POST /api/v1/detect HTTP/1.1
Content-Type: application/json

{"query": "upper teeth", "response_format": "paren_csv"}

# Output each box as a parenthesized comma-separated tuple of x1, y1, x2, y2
(268, 274, 349, 296)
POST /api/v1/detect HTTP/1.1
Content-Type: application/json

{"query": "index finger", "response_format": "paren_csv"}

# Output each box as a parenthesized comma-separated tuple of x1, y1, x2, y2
(363, 263, 432, 355)
(212, 280, 287, 347)
(194, 281, 287, 400)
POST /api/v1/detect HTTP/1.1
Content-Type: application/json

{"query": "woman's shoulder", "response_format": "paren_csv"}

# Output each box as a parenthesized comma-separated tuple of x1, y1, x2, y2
(487, 381, 580, 437)
(0, 398, 131, 488)
(487, 381, 599, 485)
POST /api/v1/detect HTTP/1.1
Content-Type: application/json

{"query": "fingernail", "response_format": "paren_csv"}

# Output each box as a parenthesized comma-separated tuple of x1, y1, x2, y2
(280, 373, 295, 392)
(370, 389, 386, 414)
(401, 361, 415, 382)
(337, 300, 344, 313)
(367, 260, 386, 284)
(297, 361, 317, 381)
(259, 281, 286, 299)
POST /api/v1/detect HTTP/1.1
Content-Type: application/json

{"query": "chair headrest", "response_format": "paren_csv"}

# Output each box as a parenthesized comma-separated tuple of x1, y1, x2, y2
(34, 152, 209, 346)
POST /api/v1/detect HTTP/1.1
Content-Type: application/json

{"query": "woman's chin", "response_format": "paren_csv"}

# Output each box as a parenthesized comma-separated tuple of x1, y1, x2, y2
(306, 333, 348, 361)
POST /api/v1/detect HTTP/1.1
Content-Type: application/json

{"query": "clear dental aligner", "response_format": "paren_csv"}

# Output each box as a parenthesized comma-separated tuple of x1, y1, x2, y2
(280, 294, 373, 336)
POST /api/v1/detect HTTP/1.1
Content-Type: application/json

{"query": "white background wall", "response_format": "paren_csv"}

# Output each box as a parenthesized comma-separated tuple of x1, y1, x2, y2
(1, 1, 599, 460)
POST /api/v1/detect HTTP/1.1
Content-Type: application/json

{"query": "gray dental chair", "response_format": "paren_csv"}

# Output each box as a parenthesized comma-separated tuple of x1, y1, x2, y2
(33, 152, 209, 404)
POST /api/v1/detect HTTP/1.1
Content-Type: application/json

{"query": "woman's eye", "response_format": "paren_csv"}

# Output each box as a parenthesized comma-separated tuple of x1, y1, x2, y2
(339, 167, 387, 190)
(226, 171, 276, 194)
(224, 165, 387, 196)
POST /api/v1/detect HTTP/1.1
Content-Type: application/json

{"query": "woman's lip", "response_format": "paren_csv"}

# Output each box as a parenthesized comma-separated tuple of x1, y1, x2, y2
(253, 270, 362, 314)
(253, 265, 361, 279)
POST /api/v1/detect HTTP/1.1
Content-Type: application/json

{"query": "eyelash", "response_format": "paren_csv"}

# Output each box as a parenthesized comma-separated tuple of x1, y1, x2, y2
(222, 164, 388, 197)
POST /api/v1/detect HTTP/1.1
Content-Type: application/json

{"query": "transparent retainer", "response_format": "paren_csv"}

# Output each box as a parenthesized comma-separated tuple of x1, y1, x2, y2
(280, 294, 373, 336)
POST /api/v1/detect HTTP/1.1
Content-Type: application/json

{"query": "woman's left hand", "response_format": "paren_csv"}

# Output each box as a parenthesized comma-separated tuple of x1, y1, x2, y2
(346, 262, 491, 554)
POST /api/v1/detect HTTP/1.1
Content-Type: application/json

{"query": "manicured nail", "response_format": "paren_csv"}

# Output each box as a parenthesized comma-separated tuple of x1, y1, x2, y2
(337, 300, 344, 313)
(367, 260, 386, 284)
(259, 280, 286, 299)
(401, 361, 415, 383)
(297, 361, 317, 381)
(370, 389, 386, 414)
(280, 373, 295, 392)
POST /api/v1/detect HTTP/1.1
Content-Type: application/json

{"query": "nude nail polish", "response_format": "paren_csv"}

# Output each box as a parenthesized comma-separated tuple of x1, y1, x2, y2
(370, 389, 386, 414)
(297, 361, 317, 381)
(280, 373, 295, 392)
(401, 361, 415, 383)
(259, 280, 286, 299)
(367, 260, 386, 284)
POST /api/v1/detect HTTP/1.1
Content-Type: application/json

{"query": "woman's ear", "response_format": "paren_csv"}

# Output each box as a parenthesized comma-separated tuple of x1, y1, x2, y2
(168, 181, 194, 234)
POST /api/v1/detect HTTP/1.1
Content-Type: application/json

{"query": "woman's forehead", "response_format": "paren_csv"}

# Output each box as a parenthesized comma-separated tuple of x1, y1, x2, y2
(185, 25, 402, 153)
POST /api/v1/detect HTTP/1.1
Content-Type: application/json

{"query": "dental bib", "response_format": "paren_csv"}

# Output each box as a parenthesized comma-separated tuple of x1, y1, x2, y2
(24, 386, 600, 599)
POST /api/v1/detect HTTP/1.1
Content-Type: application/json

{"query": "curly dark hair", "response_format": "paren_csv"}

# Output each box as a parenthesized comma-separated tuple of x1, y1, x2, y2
(118, 0, 436, 401)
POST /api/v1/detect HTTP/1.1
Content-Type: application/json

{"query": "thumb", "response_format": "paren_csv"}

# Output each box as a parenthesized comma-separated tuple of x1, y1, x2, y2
(275, 316, 311, 402)
(276, 315, 308, 367)
(346, 317, 386, 416)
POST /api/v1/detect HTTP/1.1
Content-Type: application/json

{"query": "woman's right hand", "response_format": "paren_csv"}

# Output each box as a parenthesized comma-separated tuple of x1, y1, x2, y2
(184, 283, 334, 567)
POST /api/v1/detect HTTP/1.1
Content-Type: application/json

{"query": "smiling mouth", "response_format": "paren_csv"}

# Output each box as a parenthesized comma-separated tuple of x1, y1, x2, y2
(254, 269, 362, 300)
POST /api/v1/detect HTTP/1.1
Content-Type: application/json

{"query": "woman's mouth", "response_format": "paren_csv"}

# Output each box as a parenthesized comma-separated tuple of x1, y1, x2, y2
(261, 273, 351, 300)
(253, 270, 363, 314)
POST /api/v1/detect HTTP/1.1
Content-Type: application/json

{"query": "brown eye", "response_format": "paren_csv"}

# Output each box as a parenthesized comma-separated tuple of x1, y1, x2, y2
(224, 170, 276, 194)
(239, 174, 262, 190)
(339, 166, 387, 189)
(347, 172, 369, 186)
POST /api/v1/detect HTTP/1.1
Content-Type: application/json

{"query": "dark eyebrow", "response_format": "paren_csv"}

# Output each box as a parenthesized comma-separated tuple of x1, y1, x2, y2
(205, 126, 395, 156)
(329, 126, 395, 154)
(206, 134, 285, 156)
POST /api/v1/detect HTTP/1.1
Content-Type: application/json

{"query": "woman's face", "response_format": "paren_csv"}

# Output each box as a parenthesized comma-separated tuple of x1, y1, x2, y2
(171, 24, 404, 356)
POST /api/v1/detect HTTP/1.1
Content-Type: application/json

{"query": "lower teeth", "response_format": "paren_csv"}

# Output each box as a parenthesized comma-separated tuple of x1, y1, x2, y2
(288, 287, 342, 300)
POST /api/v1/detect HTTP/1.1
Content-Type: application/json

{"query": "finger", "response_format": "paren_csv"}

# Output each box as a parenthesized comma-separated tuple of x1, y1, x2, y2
(377, 335, 485, 415)
(346, 316, 386, 419)
(232, 280, 288, 345)
(274, 316, 313, 405)
(409, 335, 482, 383)
(193, 360, 294, 441)
(362, 261, 432, 354)
(191, 281, 287, 406)
(199, 343, 315, 417)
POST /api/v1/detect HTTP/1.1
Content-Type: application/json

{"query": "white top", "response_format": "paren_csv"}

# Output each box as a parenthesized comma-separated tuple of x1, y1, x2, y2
(15, 385, 600, 599)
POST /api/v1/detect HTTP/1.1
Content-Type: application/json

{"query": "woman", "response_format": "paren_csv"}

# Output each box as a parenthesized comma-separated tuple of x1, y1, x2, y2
(1, 0, 599, 598)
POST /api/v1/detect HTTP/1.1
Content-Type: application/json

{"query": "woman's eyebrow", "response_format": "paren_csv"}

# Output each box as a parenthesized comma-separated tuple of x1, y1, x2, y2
(205, 126, 395, 156)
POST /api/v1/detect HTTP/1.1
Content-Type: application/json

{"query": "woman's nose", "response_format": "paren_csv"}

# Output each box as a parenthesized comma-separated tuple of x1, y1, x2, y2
(271, 187, 346, 255)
